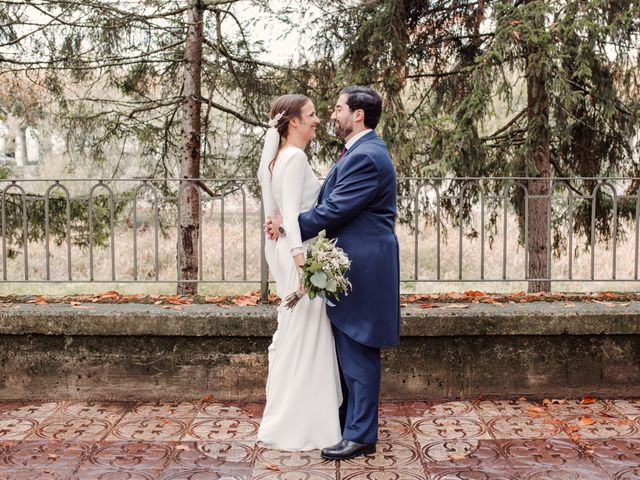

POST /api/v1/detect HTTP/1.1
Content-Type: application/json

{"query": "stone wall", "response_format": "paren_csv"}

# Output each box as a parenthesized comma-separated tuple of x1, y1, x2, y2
(1, 302, 640, 401)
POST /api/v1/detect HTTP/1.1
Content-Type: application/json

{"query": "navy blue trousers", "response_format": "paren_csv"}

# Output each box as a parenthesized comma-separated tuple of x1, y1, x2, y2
(332, 325, 381, 444)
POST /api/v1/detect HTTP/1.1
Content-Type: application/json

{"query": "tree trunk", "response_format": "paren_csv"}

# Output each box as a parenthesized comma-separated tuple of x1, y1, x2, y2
(177, 0, 204, 295)
(525, 0, 551, 293)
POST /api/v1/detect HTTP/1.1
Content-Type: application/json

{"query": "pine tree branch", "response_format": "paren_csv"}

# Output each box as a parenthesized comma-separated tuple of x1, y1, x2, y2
(481, 109, 527, 141)
(565, 78, 632, 116)
(199, 96, 265, 127)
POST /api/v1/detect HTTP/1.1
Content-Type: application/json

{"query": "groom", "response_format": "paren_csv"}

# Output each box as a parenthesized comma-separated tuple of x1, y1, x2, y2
(268, 85, 400, 460)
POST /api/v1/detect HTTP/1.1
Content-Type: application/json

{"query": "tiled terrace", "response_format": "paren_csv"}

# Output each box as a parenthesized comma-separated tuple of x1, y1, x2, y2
(1, 398, 639, 479)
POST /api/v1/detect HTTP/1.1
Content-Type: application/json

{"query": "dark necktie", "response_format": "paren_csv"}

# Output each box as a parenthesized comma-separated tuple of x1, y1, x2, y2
(336, 147, 347, 162)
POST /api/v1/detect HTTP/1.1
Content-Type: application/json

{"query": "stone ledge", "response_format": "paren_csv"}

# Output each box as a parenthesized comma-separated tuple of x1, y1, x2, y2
(1, 301, 640, 336)
(2, 301, 640, 401)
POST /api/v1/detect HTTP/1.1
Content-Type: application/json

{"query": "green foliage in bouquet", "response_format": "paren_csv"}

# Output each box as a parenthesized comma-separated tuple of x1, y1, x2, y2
(284, 230, 352, 309)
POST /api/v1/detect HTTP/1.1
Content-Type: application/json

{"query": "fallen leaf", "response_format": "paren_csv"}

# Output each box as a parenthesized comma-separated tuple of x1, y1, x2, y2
(580, 396, 597, 405)
(98, 291, 120, 300)
(265, 464, 280, 471)
(201, 394, 215, 402)
(442, 304, 470, 309)
(419, 303, 437, 309)
(528, 405, 545, 414)
(445, 292, 466, 300)
(174, 306, 183, 311)
(579, 415, 596, 426)
(464, 290, 484, 297)
(205, 296, 227, 303)
(154, 300, 163, 305)
(400, 303, 407, 308)
(35, 296, 48, 305)
(234, 294, 260, 306)
(449, 454, 467, 460)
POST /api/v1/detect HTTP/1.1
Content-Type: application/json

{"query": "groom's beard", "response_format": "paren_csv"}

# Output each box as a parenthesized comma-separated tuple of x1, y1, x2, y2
(333, 120, 353, 139)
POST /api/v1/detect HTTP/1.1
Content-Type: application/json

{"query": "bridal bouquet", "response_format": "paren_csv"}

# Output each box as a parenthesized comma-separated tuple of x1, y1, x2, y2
(283, 230, 352, 309)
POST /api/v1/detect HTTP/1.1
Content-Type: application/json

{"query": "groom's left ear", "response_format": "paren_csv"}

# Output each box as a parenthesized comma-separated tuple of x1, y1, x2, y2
(354, 108, 365, 124)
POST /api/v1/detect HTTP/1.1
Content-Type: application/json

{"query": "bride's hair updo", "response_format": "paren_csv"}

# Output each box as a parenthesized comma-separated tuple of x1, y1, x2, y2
(268, 94, 310, 172)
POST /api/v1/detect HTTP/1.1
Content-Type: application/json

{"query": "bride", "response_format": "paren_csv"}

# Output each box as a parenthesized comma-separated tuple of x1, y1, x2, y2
(256, 94, 342, 451)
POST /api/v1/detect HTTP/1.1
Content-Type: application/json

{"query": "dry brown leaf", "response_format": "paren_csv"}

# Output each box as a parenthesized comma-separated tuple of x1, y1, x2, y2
(449, 454, 467, 461)
(233, 293, 260, 307)
(98, 291, 120, 300)
(420, 303, 437, 309)
(174, 306, 183, 311)
(265, 464, 280, 471)
(442, 304, 470, 309)
(464, 290, 484, 297)
(527, 405, 545, 414)
(579, 415, 596, 426)
(400, 303, 407, 308)
(580, 396, 597, 405)
(201, 394, 215, 402)
(205, 296, 227, 303)
(446, 292, 466, 300)
(154, 300, 163, 305)
(35, 296, 47, 305)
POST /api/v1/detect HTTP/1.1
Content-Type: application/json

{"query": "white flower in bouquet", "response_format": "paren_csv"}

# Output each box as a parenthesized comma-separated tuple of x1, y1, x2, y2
(283, 230, 352, 309)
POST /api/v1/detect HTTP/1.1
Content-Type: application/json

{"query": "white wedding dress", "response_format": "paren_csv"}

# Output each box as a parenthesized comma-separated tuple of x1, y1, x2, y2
(257, 145, 342, 451)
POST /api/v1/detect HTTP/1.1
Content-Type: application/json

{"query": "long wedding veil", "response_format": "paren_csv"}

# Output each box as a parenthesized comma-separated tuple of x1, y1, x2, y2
(257, 127, 280, 221)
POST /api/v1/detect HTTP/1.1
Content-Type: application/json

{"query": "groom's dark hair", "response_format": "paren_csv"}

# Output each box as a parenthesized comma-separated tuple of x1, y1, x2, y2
(340, 86, 382, 130)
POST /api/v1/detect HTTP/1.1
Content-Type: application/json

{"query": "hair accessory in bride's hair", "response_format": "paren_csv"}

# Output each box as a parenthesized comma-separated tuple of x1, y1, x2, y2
(268, 110, 286, 128)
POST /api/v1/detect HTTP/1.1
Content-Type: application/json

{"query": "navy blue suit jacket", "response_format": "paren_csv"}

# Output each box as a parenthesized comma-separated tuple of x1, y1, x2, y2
(298, 131, 400, 348)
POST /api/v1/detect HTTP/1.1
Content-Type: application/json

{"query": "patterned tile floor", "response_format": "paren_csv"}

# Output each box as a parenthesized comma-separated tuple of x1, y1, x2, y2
(1, 399, 640, 479)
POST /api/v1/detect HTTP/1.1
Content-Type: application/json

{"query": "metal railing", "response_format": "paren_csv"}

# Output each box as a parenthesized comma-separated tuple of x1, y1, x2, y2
(1, 177, 638, 294)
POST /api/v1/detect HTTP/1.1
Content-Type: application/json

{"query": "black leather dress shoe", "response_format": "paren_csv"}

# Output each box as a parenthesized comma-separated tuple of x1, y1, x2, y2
(321, 439, 376, 460)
